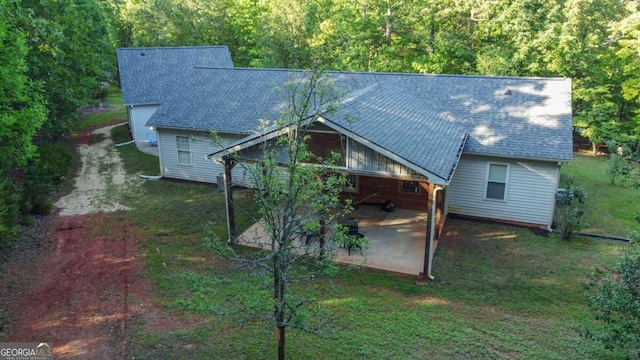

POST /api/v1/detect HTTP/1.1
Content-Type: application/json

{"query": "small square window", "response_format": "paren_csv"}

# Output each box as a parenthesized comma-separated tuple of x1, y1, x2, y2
(401, 180, 420, 193)
(486, 163, 508, 200)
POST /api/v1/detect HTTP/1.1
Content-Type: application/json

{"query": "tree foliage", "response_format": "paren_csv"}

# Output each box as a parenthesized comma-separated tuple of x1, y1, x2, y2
(606, 142, 640, 188)
(0, 0, 48, 241)
(100, 0, 640, 149)
(0, 0, 47, 170)
(17, 0, 115, 138)
(0, 0, 111, 246)
(584, 245, 640, 357)
(206, 69, 365, 360)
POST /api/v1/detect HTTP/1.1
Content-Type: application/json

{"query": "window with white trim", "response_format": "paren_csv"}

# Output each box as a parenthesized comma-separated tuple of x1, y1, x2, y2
(176, 136, 192, 165)
(486, 163, 508, 200)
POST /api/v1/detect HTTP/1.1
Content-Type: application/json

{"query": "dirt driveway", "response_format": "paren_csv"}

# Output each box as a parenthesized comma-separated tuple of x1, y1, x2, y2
(2, 124, 172, 359)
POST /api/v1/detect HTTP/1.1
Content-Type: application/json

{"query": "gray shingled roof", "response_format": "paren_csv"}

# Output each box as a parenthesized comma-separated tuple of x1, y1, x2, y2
(116, 46, 233, 105)
(146, 68, 573, 183)
(147, 69, 296, 133)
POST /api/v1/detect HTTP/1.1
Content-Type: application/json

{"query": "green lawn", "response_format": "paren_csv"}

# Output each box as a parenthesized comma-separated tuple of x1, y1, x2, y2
(78, 100, 631, 359)
(561, 154, 640, 237)
(121, 216, 626, 359)
(76, 92, 127, 131)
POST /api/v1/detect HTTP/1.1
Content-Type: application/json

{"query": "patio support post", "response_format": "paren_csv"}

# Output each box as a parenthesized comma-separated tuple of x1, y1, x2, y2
(420, 182, 432, 282)
(425, 185, 444, 280)
(224, 157, 237, 242)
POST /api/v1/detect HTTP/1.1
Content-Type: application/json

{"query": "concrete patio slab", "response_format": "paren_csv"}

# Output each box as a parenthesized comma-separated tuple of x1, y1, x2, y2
(135, 140, 159, 156)
(338, 206, 428, 275)
(237, 205, 429, 276)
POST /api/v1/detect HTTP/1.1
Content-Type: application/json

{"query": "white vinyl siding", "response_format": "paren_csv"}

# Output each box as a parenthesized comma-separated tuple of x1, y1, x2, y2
(485, 163, 508, 200)
(447, 154, 559, 227)
(176, 136, 192, 165)
(157, 129, 252, 186)
(129, 104, 159, 140)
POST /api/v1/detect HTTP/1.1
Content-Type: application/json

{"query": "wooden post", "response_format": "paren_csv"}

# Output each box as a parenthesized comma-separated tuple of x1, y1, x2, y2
(435, 187, 445, 241)
(421, 182, 432, 280)
(224, 158, 237, 242)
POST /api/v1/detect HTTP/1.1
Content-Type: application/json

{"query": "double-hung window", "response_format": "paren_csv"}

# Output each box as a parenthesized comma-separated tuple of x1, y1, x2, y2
(176, 136, 192, 165)
(486, 163, 508, 200)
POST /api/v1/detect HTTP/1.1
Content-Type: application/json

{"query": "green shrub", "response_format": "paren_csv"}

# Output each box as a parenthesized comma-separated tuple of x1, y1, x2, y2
(0, 178, 20, 247)
(554, 175, 588, 239)
(606, 142, 640, 188)
(37, 143, 72, 186)
(618, 165, 640, 189)
(20, 143, 72, 215)
(584, 246, 640, 357)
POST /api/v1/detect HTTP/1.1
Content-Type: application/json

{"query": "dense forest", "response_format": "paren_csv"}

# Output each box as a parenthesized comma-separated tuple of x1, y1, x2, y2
(1, 0, 639, 243)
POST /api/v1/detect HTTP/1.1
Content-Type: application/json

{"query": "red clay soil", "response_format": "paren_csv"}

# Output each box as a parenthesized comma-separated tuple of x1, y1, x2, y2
(3, 213, 179, 359)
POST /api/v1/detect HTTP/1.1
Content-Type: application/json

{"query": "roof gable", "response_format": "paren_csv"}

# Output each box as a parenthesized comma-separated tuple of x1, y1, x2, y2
(116, 46, 233, 105)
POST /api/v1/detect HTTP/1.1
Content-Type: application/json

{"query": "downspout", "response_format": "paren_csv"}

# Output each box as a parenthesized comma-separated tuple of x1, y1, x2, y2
(128, 105, 135, 140)
(208, 156, 234, 242)
(427, 185, 445, 280)
(223, 165, 233, 242)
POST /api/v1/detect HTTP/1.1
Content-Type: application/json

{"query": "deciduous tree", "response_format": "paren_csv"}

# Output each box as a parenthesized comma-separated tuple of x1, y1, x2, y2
(18, 0, 114, 138)
(0, 0, 47, 242)
(207, 69, 365, 360)
(584, 244, 640, 357)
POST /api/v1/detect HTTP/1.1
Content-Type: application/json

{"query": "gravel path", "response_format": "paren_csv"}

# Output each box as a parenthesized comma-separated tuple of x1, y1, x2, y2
(55, 123, 132, 216)
(1, 124, 171, 359)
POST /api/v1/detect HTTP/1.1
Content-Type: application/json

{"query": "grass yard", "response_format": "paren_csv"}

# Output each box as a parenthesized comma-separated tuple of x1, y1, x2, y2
(79, 102, 633, 359)
(76, 92, 128, 131)
(121, 215, 626, 359)
(108, 149, 629, 358)
(561, 154, 640, 237)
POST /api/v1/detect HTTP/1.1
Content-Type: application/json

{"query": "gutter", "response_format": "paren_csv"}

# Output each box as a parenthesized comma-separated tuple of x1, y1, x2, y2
(464, 151, 572, 164)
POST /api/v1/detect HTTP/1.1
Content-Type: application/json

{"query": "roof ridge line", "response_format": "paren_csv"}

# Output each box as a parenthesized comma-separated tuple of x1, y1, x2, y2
(192, 67, 570, 81)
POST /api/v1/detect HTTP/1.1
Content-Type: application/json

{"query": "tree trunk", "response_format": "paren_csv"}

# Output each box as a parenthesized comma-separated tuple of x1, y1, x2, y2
(319, 218, 326, 258)
(592, 142, 597, 156)
(277, 324, 285, 360)
(224, 159, 236, 242)
(385, 6, 392, 43)
(274, 256, 286, 360)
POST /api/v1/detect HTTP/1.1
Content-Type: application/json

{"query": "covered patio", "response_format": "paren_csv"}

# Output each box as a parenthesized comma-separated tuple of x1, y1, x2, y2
(238, 205, 431, 276)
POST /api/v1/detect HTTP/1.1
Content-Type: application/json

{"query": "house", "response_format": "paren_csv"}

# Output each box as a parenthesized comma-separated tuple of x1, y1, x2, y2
(117, 59, 572, 277)
(144, 67, 572, 224)
(116, 46, 234, 142)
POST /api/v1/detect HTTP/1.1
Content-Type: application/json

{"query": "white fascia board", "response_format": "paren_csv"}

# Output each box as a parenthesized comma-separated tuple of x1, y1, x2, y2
(127, 102, 162, 107)
(207, 126, 292, 163)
